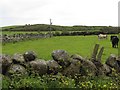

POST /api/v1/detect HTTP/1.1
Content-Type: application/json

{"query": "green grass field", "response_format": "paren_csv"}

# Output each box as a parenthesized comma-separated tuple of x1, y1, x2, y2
(2, 35, 118, 63)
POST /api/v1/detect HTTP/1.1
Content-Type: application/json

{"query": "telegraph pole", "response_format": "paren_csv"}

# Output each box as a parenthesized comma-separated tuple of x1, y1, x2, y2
(49, 19, 52, 37)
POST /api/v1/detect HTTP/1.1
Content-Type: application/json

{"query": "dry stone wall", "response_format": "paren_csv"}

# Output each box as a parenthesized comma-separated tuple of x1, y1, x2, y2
(1, 33, 51, 44)
(1, 45, 120, 78)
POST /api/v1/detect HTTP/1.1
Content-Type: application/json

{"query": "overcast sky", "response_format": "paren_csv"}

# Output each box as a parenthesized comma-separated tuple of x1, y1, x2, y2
(0, 0, 119, 27)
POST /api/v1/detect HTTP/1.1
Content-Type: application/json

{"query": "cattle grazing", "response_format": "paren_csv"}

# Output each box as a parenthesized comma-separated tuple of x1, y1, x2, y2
(110, 36, 117, 41)
(111, 36, 119, 48)
(98, 34, 107, 39)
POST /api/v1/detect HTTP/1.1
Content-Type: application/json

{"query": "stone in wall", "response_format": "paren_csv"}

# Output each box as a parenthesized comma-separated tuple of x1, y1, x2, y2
(1, 54, 12, 75)
(23, 51, 37, 62)
(46, 60, 62, 75)
(62, 59, 81, 76)
(106, 54, 117, 68)
(29, 60, 47, 75)
(52, 50, 71, 68)
(71, 54, 84, 62)
(79, 59, 97, 76)
(116, 56, 120, 67)
(6, 64, 28, 77)
(101, 64, 112, 76)
(71, 54, 97, 76)
(106, 54, 120, 72)
(12, 53, 25, 64)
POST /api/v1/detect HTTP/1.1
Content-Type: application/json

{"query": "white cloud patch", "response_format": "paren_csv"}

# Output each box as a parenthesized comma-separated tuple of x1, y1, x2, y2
(0, 0, 119, 26)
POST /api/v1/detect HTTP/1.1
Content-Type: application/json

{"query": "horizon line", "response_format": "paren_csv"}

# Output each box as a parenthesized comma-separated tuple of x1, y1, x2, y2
(0, 23, 118, 27)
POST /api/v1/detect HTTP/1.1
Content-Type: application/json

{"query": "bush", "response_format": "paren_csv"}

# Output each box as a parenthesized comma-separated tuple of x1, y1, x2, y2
(42, 74, 75, 88)
(2, 73, 120, 89)
(76, 76, 119, 89)
(2, 75, 11, 89)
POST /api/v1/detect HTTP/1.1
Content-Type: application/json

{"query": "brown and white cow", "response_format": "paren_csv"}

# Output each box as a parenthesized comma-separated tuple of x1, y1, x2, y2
(98, 34, 107, 39)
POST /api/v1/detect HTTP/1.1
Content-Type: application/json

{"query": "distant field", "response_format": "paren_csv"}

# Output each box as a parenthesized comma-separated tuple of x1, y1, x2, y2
(2, 35, 118, 63)
(2, 31, 61, 35)
(2, 30, 100, 35)
(2, 31, 42, 35)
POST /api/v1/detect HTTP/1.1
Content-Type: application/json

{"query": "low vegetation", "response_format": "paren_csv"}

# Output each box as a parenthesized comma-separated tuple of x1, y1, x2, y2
(2, 73, 120, 89)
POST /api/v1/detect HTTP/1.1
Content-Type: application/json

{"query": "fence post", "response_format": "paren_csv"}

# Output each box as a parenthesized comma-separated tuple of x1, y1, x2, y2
(97, 47, 104, 62)
(91, 44, 99, 61)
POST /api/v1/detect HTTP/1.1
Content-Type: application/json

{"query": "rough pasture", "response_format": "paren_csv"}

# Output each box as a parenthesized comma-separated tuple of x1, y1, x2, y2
(2, 35, 118, 62)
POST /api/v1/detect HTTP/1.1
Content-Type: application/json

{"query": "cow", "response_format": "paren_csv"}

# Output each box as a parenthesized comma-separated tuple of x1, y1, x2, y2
(98, 34, 107, 39)
(111, 36, 119, 48)
(110, 36, 117, 41)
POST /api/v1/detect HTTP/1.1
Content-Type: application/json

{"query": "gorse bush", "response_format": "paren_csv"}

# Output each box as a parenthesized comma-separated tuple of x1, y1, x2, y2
(2, 73, 75, 89)
(2, 74, 46, 89)
(76, 76, 119, 89)
(2, 75, 10, 89)
(44, 74, 75, 88)
(2, 73, 120, 89)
